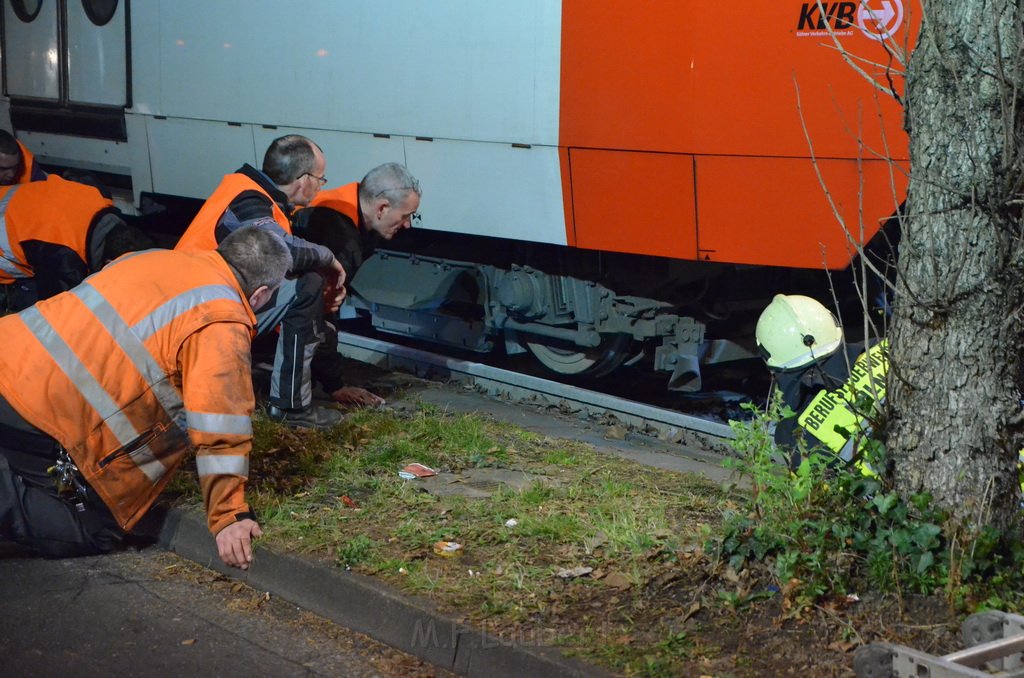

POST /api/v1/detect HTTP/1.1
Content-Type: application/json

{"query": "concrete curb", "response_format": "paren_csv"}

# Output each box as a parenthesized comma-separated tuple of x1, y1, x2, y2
(158, 508, 612, 678)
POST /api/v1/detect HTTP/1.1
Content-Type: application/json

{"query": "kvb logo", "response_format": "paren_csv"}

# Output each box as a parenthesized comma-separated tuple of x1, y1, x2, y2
(796, 1, 905, 41)
(857, 1, 904, 41)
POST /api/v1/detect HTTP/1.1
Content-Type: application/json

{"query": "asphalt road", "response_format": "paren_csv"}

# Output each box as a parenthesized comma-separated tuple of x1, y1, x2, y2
(0, 543, 450, 678)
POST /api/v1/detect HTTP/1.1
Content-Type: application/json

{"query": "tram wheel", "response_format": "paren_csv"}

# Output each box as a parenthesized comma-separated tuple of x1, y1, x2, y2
(525, 332, 634, 378)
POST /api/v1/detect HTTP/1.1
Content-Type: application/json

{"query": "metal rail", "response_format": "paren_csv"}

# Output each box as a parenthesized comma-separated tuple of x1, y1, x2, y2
(336, 332, 736, 444)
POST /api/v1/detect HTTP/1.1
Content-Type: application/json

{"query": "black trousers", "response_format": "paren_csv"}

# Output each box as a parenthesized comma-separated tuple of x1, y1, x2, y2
(310, 314, 346, 395)
(0, 394, 123, 557)
(0, 278, 39, 313)
(256, 271, 327, 410)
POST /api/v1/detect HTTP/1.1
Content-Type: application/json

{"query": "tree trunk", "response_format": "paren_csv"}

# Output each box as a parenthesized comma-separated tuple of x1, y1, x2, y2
(889, 1, 1024, 534)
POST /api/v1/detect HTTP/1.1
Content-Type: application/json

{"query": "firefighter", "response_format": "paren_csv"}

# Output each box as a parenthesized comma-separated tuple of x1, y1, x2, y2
(0, 174, 154, 311)
(755, 294, 886, 471)
(293, 162, 422, 407)
(0, 226, 291, 569)
(176, 135, 347, 429)
(0, 129, 46, 186)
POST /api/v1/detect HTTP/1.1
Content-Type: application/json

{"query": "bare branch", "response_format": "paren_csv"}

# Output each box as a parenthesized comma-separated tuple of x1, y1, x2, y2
(814, 0, 910, 103)
(793, 77, 910, 302)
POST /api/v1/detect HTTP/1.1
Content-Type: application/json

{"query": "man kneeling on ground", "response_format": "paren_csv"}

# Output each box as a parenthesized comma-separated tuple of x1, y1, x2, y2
(0, 226, 291, 570)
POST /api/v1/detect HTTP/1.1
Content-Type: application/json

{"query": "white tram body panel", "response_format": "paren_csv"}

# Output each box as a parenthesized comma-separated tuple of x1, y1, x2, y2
(136, 0, 566, 246)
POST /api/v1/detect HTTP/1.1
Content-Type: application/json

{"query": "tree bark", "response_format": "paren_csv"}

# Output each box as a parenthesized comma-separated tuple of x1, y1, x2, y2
(890, 1, 1024, 534)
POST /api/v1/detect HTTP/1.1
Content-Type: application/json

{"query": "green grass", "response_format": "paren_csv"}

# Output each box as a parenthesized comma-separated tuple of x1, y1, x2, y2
(171, 400, 729, 674)
(165, 393, 1024, 675)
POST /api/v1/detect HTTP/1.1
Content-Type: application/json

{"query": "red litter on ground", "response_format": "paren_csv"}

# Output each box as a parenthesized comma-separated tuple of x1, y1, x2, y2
(399, 463, 438, 479)
(433, 541, 462, 557)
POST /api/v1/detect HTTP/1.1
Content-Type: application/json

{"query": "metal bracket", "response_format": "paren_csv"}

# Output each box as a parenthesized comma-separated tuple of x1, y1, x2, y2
(853, 611, 1024, 677)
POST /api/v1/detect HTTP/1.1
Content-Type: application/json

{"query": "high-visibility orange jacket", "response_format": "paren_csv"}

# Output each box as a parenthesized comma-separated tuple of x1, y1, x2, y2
(296, 182, 374, 280)
(13, 140, 44, 184)
(308, 183, 360, 225)
(176, 172, 292, 251)
(0, 175, 116, 284)
(177, 166, 334, 274)
(0, 248, 258, 535)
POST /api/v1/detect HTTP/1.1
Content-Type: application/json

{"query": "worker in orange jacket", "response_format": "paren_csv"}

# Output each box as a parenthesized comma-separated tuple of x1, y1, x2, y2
(0, 226, 291, 570)
(0, 129, 47, 186)
(177, 135, 347, 430)
(293, 162, 422, 407)
(0, 174, 153, 311)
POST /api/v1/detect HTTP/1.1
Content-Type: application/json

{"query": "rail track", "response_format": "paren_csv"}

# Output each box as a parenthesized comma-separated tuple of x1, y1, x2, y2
(335, 331, 741, 457)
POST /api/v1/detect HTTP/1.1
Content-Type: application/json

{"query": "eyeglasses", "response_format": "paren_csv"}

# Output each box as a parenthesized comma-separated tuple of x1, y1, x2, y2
(302, 172, 327, 186)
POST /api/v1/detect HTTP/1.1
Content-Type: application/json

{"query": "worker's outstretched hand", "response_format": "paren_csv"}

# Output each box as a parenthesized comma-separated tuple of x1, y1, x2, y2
(330, 386, 386, 407)
(323, 259, 348, 313)
(216, 518, 263, 570)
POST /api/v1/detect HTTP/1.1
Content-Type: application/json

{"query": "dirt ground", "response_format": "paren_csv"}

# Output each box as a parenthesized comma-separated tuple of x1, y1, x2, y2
(549, 563, 962, 676)
(347, 526, 963, 675)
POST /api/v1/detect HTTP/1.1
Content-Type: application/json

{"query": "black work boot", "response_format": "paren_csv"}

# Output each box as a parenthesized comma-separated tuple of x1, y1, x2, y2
(267, 405, 343, 430)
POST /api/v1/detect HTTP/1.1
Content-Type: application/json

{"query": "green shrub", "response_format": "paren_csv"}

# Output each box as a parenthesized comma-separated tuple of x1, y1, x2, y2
(712, 392, 952, 606)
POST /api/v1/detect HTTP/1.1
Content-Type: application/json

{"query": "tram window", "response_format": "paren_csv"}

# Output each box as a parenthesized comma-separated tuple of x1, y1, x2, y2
(11, 0, 43, 23)
(82, 0, 118, 26)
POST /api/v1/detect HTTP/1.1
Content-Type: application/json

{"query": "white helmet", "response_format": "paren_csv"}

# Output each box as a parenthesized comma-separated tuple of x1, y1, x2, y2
(755, 294, 843, 370)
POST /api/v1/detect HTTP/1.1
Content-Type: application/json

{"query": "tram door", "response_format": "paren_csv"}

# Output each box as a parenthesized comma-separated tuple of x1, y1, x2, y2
(3, 0, 129, 138)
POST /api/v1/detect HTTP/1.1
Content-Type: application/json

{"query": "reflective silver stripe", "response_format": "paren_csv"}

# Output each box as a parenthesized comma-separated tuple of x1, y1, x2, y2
(186, 410, 252, 436)
(73, 284, 187, 431)
(0, 186, 26, 277)
(19, 306, 139, 446)
(0, 253, 24, 276)
(133, 448, 167, 483)
(133, 284, 242, 341)
(23, 279, 247, 485)
(838, 436, 857, 463)
(196, 455, 249, 477)
(0, 258, 24, 276)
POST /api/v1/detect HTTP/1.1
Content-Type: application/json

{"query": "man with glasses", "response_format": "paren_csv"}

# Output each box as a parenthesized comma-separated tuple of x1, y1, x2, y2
(293, 163, 421, 407)
(0, 129, 47, 186)
(176, 135, 347, 429)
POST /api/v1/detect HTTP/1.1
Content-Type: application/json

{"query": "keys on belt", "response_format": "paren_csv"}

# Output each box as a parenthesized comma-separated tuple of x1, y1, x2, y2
(47, 448, 88, 512)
